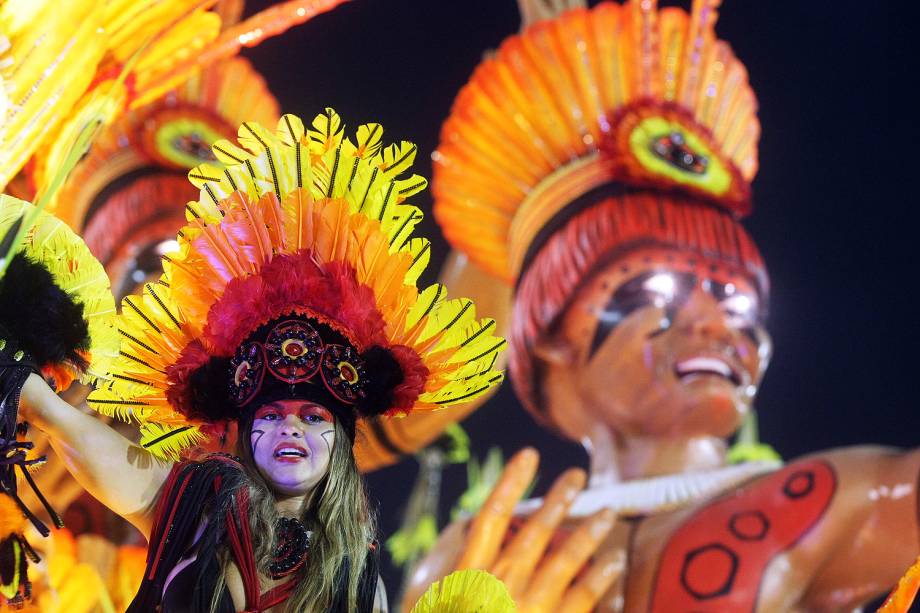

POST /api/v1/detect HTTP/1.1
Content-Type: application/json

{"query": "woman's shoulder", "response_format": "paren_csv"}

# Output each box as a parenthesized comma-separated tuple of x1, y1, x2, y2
(183, 452, 245, 469)
(172, 452, 245, 474)
(161, 453, 249, 500)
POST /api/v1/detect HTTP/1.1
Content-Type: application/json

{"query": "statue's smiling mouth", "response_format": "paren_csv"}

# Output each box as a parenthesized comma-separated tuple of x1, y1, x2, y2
(674, 356, 741, 386)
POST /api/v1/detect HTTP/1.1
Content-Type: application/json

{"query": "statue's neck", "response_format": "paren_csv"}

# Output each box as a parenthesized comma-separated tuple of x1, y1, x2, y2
(583, 425, 728, 488)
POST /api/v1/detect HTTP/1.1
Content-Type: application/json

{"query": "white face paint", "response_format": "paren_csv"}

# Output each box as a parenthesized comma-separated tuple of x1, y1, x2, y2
(249, 399, 336, 497)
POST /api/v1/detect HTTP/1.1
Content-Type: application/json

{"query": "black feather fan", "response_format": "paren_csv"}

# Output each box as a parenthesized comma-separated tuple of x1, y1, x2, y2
(0, 253, 90, 372)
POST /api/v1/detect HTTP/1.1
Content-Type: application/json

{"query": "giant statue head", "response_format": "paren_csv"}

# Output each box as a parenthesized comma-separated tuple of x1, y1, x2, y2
(434, 0, 771, 452)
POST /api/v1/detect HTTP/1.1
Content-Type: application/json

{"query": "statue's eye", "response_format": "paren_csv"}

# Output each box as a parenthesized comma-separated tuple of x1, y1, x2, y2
(650, 132, 708, 175)
(620, 113, 743, 210)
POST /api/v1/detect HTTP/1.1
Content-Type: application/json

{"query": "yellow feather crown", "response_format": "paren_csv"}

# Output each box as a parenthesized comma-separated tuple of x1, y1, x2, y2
(87, 110, 506, 459)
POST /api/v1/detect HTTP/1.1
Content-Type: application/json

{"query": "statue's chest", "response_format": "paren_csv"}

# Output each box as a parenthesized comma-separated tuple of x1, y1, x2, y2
(619, 460, 836, 612)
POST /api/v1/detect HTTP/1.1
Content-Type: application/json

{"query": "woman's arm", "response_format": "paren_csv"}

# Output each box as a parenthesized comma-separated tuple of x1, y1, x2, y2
(19, 373, 172, 538)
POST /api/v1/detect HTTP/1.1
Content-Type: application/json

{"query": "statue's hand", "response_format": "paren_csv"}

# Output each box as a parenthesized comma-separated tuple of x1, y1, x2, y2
(456, 448, 623, 613)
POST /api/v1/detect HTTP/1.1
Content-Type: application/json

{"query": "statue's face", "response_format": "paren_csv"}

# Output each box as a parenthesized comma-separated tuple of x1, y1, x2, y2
(539, 248, 770, 440)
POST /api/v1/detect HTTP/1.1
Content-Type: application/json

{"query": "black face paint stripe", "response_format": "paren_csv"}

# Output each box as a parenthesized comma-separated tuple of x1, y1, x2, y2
(250, 429, 266, 455)
(320, 429, 334, 454)
(588, 271, 695, 359)
(645, 304, 678, 340)
(589, 271, 659, 359)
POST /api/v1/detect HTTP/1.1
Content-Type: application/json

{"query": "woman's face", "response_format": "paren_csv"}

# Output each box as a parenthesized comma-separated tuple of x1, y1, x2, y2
(250, 399, 336, 497)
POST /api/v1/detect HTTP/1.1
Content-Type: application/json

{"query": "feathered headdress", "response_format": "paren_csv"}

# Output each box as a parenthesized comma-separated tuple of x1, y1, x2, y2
(88, 110, 506, 458)
(48, 57, 280, 233)
(432, 0, 767, 418)
(1, 0, 347, 192)
(434, 0, 761, 283)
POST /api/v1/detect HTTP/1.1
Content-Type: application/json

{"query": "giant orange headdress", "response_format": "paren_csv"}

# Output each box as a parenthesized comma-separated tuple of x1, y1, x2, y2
(433, 0, 767, 418)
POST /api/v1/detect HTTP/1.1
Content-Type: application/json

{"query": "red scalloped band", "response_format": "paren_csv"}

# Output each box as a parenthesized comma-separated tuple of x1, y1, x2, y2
(204, 253, 387, 356)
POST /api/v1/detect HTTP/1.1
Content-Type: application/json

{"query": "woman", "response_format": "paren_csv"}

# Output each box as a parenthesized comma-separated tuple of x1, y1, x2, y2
(3, 109, 506, 611)
(17, 369, 375, 611)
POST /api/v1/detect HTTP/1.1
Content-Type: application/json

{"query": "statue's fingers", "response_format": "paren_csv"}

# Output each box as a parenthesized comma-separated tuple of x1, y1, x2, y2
(491, 467, 586, 596)
(456, 447, 539, 570)
(557, 547, 626, 613)
(518, 508, 616, 609)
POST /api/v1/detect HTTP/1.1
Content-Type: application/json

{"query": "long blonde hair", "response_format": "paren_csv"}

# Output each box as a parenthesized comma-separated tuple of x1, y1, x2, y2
(212, 416, 375, 612)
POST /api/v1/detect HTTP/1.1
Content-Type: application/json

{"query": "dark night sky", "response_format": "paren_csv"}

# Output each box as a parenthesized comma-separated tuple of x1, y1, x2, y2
(242, 0, 899, 600)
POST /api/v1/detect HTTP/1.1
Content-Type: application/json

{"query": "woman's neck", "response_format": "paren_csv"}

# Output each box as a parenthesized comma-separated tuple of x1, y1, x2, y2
(274, 494, 307, 517)
(582, 424, 728, 488)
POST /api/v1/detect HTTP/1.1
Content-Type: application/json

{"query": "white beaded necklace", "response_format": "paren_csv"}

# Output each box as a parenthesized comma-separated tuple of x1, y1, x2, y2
(514, 461, 781, 518)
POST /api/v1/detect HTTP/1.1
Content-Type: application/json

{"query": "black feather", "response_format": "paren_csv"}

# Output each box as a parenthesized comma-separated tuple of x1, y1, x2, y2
(186, 356, 235, 422)
(356, 346, 404, 417)
(0, 254, 89, 373)
(0, 215, 24, 265)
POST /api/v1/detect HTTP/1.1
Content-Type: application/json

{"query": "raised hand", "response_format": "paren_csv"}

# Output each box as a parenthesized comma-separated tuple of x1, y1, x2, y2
(455, 447, 623, 613)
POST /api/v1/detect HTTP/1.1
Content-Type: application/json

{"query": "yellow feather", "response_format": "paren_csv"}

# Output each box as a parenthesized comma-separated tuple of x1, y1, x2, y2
(237, 120, 279, 155)
(355, 123, 384, 158)
(380, 141, 418, 178)
(415, 298, 476, 353)
(403, 238, 431, 287)
(385, 206, 424, 253)
(403, 284, 445, 333)
(276, 114, 305, 146)
(308, 107, 344, 155)
(210, 138, 251, 166)
(394, 173, 429, 203)
(86, 385, 153, 423)
(139, 423, 204, 461)
(276, 115, 313, 189)
(410, 569, 516, 613)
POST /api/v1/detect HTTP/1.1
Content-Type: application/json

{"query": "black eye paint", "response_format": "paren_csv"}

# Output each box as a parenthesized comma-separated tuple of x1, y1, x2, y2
(589, 273, 655, 357)
(320, 429, 334, 454)
(251, 428, 265, 454)
(646, 303, 679, 339)
(589, 271, 695, 358)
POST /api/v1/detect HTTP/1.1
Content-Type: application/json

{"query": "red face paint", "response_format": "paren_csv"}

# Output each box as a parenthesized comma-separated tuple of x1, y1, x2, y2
(253, 401, 334, 425)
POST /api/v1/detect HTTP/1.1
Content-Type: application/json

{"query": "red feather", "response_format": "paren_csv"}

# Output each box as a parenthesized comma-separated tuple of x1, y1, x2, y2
(387, 344, 428, 413)
(203, 252, 389, 355)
